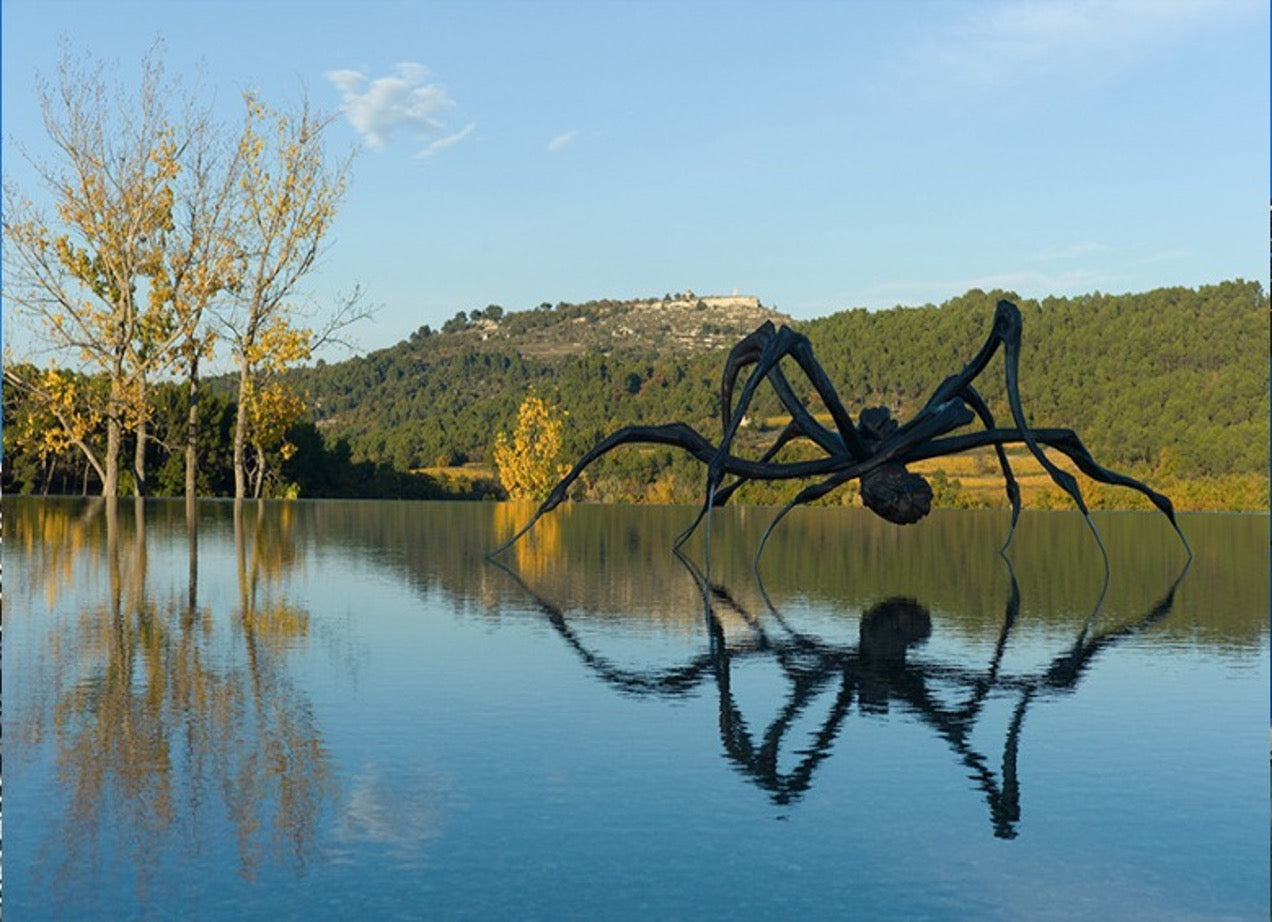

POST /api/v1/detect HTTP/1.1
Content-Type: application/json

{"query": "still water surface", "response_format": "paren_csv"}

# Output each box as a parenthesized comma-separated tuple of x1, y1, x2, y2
(4, 497, 1268, 920)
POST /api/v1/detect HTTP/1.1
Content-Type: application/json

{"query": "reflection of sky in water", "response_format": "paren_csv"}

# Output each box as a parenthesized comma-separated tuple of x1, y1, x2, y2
(4, 499, 1267, 920)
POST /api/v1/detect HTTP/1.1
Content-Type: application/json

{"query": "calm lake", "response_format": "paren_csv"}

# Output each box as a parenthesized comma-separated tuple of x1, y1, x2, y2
(4, 496, 1268, 920)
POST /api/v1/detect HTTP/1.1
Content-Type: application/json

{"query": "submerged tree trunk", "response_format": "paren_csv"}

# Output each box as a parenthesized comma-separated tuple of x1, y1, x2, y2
(251, 439, 265, 499)
(133, 417, 148, 498)
(185, 353, 200, 502)
(233, 359, 250, 501)
(104, 414, 121, 498)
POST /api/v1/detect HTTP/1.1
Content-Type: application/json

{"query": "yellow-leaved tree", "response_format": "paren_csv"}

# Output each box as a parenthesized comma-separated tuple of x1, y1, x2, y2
(223, 91, 367, 502)
(2, 44, 187, 498)
(9, 366, 104, 489)
(239, 319, 312, 498)
(493, 393, 569, 501)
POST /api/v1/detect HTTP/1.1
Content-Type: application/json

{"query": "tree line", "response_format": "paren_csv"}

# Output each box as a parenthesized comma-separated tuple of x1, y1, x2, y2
(2, 43, 367, 503)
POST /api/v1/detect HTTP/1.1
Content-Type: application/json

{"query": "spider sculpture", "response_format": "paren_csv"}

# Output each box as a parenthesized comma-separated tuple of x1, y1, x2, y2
(490, 299, 1190, 564)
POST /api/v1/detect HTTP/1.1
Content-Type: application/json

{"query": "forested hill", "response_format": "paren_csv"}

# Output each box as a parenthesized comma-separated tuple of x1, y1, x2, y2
(292, 280, 1267, 505)
(289, 292, 792, 470)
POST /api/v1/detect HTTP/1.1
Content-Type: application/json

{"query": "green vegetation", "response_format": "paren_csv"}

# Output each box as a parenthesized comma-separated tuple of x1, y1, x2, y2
(2, 44, 364, 502)
(5, 280, 1268, 511)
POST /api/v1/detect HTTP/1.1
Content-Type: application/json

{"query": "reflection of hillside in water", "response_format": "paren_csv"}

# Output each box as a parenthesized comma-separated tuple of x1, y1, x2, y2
(479, 503, 1254, 644)
(493, 538, 1192, 839)
(124, 499, 1258, 644)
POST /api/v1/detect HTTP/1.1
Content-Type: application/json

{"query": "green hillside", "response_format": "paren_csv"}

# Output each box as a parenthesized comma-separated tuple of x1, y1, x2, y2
(287, 280, 1266, 509)
(5, 280, 1267, 510)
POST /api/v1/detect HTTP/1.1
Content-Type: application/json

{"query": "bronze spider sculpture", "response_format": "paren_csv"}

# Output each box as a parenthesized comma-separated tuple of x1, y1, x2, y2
(491, 299, 1190, 565)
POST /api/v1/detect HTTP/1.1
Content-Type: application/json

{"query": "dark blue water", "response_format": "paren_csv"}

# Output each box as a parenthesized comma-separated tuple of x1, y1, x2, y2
(4, 498, 1267, 919)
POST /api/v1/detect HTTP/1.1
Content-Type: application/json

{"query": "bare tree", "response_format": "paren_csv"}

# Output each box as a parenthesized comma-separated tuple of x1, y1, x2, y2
(220, 92, 367, 500)
(4, 46, 369, 502)
(2, 44, 189, 498)
(158, 101, 243, 504)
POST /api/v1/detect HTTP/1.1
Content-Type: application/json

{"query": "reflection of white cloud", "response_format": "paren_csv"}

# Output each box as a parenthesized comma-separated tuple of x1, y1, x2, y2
(548, 129, 579, 152)
(903, 0, 1260, 95)
(326, 62, 473, 157)
(333, 763, 446, 857)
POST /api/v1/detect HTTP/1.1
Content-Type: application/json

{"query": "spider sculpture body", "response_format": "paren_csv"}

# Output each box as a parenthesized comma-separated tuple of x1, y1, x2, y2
(491, 299, 1190, 563)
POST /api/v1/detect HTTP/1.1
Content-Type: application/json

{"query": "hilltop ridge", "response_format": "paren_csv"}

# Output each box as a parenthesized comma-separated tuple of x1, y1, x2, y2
(404, 291, 790, 360)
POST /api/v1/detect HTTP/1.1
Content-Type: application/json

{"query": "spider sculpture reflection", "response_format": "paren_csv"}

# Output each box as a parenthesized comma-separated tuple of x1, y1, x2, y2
(491, 299, 1190, 564)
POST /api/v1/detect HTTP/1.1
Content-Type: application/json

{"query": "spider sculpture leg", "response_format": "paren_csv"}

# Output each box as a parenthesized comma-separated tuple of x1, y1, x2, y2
(487, 419, 847, 558)
(908, 427, 1190, 559)
(710, 420, 806, 509)
(941, 300, 1193, 564)
(721, 323, 845, 456)
(700, 321, 900, 559)
(641, 324, 849, 558)
(928, 301, 1093, 526)
(958, 383, 1023, 548)
(714, 325, 867, 484)
(709, 323, 851, 510)
(487, 422, 715, 556)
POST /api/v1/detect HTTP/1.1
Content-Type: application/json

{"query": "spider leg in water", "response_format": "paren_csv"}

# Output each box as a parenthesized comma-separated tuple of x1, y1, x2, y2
(958, 383, 1022, 550)
(908, 428, 1191, 560)
(487, 422, 716, 557)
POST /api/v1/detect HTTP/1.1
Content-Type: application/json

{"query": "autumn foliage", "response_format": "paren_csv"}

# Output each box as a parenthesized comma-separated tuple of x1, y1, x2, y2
(493, 393, 569, 500)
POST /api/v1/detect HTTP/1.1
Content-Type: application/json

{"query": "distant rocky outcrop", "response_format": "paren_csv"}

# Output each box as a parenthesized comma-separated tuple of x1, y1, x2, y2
(428, 291, 791, 359)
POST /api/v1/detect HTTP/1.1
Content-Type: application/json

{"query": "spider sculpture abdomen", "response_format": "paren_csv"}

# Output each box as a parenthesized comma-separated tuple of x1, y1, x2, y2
(855, 405, 933, 524)
(860, 463, 933, 525)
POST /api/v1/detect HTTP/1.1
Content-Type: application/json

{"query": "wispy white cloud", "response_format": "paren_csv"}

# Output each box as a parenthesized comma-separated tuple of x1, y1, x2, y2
(420, 122, 477, 159)
(548, 129, 580, 153)
(903, 0, 1261, 96)
(326, 62, 473, 157)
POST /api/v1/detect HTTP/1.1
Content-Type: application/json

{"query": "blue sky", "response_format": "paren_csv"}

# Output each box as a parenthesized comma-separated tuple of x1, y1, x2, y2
(3, 0, 1267, 362)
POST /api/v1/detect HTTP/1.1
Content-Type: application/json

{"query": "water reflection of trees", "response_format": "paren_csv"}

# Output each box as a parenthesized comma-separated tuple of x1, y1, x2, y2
(162, 500, 1257, 645)
(492, 548, 1188, 839)
(9, 497, 332, 909)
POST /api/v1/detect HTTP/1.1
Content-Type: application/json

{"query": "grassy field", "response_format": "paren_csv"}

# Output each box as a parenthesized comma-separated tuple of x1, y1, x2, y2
(418, 446, 1267, 512)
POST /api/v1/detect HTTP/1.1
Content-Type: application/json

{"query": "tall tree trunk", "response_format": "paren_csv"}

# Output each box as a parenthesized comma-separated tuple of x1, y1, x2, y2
(251, 441, 265, 499)
(233, 359, 250, 501)
(185, 353, 200, 502)
(133, 417, 148, 498)
(104, 413, 121, 498)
